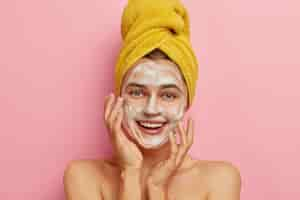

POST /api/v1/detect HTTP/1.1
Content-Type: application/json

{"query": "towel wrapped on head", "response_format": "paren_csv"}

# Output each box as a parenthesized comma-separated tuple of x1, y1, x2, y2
(114, 0, 199, 105)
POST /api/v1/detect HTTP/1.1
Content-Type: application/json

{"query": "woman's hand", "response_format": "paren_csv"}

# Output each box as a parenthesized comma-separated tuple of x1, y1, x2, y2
(147, 119, 194, 189)
(104, 93, 143, 170)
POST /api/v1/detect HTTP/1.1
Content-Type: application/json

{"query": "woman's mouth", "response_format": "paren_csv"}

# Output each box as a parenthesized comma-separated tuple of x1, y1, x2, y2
(136, 120, 167, 135)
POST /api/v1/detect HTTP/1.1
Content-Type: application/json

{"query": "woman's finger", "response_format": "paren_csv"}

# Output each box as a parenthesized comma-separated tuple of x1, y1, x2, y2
(178, 119, 194, 165)
(113, 105, 126, 142)
(114, 103, 123, 133)
(169, 131, 178, 160)
(104, 94, 115, 122)
(187, 118, 194, 147)
(175, 121, 190, 166)
(178, 121, 187, 146)
(104, 94, 111, 110)
(108, 97, 123, 132)
(175, 149, 188, 166)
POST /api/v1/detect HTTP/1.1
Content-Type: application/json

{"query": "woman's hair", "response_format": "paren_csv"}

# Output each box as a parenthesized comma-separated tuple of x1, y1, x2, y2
(144, 48, 170, 60)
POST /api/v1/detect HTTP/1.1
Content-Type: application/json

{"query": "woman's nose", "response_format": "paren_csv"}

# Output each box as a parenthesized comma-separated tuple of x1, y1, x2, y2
(143, 95, 161, 117)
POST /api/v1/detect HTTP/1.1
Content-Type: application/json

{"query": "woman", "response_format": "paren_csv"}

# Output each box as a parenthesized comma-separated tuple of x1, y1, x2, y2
(63, 1, 241, 200)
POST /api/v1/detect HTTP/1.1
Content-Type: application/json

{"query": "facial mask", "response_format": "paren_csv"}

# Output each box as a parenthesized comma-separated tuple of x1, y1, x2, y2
(121, 60, 187, 149)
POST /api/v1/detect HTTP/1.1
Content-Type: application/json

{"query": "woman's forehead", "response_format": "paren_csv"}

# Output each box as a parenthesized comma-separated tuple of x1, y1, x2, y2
(123, 58, 185, 86)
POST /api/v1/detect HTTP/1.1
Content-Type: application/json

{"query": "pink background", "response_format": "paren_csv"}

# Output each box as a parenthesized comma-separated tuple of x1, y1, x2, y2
(1, 0, 299, 199)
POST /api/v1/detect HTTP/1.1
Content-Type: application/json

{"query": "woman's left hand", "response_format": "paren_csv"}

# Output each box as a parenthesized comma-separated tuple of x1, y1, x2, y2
(147, 118, 194, 189)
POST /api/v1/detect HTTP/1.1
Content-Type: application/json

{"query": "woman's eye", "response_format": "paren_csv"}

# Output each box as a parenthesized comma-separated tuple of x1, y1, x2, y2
(129, 89, 144, 97)
(161, 93, 178, 100)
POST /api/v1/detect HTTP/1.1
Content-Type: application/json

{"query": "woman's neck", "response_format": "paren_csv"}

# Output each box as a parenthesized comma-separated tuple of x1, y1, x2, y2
(140, 141, 172, 170)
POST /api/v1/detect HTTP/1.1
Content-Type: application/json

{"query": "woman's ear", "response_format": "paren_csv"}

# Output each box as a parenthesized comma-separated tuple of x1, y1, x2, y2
(184, 100, 191, 112)
(184, 105, 188, 112)
(184, 97, 189, 111)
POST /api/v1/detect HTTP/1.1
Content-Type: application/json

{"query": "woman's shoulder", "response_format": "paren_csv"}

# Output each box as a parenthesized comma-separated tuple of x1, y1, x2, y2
(194, 159, 240, 173)
(63, 158, 120, 199)
(63, 157, 118, 188)
(191, 157, 240, 178)
(193, 158, 242, 192)
(64, 157, 119, 178)
(63, 159, 101, 182)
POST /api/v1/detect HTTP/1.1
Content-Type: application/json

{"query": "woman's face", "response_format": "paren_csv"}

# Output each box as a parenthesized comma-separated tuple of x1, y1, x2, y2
(120, 58, 188, 149)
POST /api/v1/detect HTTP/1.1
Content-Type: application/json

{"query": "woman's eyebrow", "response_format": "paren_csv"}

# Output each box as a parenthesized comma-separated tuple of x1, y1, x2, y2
(126, 82, 146, 88)
(160, 84, 183, 93)
(126, 82, 183, 93)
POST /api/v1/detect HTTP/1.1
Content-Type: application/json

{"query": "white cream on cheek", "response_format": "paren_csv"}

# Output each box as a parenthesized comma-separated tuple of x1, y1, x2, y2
(121, 61, 187, 148)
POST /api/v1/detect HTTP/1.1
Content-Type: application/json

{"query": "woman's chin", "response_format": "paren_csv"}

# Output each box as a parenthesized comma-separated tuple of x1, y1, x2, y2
(136, 132, 169, 149)
(143, 140, 169, 149)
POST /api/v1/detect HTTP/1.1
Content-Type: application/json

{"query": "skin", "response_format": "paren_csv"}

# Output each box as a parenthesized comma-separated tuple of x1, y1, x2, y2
(63, 56, 242, 200)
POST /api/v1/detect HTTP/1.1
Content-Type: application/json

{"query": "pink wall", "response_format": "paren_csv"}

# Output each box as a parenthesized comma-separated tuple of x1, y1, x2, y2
(1, 0, 299, 199)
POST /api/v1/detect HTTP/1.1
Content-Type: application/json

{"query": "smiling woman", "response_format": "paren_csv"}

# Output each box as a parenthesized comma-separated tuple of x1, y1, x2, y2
(63, 0, 241, 200)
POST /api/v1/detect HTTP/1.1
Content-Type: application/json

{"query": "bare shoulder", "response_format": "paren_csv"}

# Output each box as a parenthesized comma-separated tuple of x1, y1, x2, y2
(63, 157, 120, 184)
(195, 159, 241, 180)
(63, 158, 111, 200)
(195, 160, 242, 199)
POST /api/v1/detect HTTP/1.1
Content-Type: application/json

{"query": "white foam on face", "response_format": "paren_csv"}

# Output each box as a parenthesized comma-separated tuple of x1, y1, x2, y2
(124, 103, 169, 148)
(121, 60, 188, 149)
(129, 62, 183, 88)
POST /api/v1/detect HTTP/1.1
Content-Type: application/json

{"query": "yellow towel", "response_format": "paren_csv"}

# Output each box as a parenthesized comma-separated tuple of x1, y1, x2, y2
(114, 0, 199, 105)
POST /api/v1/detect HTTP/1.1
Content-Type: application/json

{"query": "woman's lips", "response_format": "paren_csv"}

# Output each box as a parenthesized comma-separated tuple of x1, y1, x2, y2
(136, 120, 167, 135)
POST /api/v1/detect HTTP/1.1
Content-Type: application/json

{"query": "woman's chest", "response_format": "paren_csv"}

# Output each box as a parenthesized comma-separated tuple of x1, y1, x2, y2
(101, 169, 208, 200)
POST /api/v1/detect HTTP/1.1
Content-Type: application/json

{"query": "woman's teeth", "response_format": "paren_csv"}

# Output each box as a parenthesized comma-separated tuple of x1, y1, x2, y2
(138, 121, 164, 129)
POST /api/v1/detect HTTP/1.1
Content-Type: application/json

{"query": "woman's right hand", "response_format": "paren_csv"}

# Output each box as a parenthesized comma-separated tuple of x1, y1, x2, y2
(104, 93, 143, 170)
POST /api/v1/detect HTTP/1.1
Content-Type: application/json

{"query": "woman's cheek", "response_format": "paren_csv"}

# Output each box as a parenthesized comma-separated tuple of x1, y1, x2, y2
(123, 100, 144, 120)
(165, 102, 185, 122)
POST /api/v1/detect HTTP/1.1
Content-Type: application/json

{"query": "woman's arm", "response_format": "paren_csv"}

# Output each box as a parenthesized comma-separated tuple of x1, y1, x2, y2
(119, 167, 142, 200)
